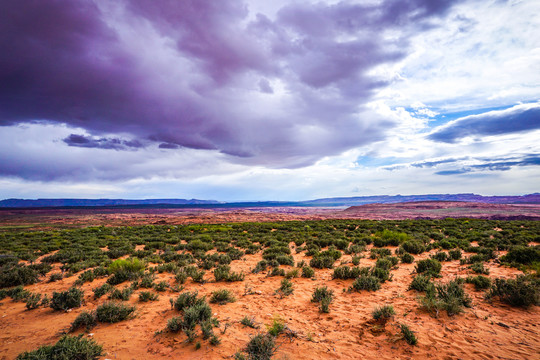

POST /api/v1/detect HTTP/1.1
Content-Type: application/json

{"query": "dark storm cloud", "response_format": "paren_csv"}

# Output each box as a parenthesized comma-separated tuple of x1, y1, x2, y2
(0, 0, 465, 179)
(63, 134, 144, 150)
(429, 103, 540, 143)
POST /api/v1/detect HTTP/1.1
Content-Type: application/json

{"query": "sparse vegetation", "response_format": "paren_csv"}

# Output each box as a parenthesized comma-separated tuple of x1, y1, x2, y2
(16, 335, 103, 360)
(400, 324, 418, 345)
(486, 275, 539, 307)
(96, 302, 136, 323)
(210, 289, 236, 304)
(50, 287, 84, 311)
(372, 305, 395, 321)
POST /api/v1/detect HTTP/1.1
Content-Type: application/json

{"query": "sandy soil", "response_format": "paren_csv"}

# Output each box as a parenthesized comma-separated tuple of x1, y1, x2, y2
(1, 243, 538, 360)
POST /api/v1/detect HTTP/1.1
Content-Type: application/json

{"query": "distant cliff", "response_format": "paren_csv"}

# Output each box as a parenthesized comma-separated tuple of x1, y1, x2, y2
(0, 193, 539, 208)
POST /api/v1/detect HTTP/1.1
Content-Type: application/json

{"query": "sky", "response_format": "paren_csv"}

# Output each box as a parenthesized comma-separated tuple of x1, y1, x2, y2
(0, 0, 539, 201)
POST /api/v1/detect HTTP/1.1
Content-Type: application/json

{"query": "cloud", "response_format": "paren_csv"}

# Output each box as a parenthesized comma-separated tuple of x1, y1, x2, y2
(0, 0, 465, 174)
(429, 102, 540, 143)
(434, 154, 540, 175)
(63, 134, 144, 150)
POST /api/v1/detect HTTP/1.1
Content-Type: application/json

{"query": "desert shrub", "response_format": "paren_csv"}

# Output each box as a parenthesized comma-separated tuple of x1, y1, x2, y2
(50, 287, 84, 311)
(311, 286, 334, 313)
(244, 334, 277, 360)
(166, 316, 183, 332)
(48, 273, 63, 282)
(275, 255, 294, 266)
(25, 293, 42, 310)
(210, 289, 236, 304)
(501, 246, 540, 265)
(371, 267, 391, 283)
(301, 266, 315, 278)
(465, 275, 491, 290)
(96, 302, 136, 323)
(400, 253, 414, 263)
(469, 262, 489, 275)
(268, 267, 285, 277)
(431, 251, 449, 262)
(175, 269, 188, 284)
(486, 275, 539, 307)
(92, 283, 113, 299)
(0, 263, 39, 288)
(70, 311, 97, 332)
(6, 285, 30, 301)
(109, 258, 145, 274)
(332, 266, 362, 280)
(374, 229, 409, 246)
(139, 291, 159, 302)
(351, 256, 361, 266)
(108, 287, 133, 301)
(415, 259, 442, 277)
(448, 249, 462, 260)
(276, 279, 293, 297)
(16, 335, 103, 360)
(240, 316, 258, 329)
(400, 324, 417, 345)
(106, 269, 141, 285)
(172, 291, 202, 311)
(252, 260, 269, 274)
(284, 269, 299, 279)
(419, 279, 471, 316)
(400, 241, 426, 255)
(182, 301, 213, 331)
(309, 255, 335, 269)
(139, 273, 155, 288)
(409, 275, 432, 292)
(370, 248, 392, 259)
(190, 269, 206, 283)
(372, 305, 395, 321)
(349, 275, 381, 292)
(266, 316, 285, 336)
(154, 281, 169, 292)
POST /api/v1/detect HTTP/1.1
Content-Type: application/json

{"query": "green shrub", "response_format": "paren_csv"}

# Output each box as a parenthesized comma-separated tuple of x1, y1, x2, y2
(210, 289, 236, 304)
(139, 273, 155, 288)
(96, 302, 136, 323)
(371, 267, 391, 283)
(266, 316, 285, 337)
(109, 258, 145, 274)
(415, 259, 442, 276)
(349, 275, 381, 292)
(108, 287, 133, 301)
(400, 324, 417, 345)
(486, 275, 539, 307)
(500, 246, 540, 265)
(311, 286, 334, 313)
(370, 248, 392, 259)
(470, 262, 489, 275)
(372, 305, 395, 321)
(25, 293, 42, 310)
(276, 279, 293, 297)
(409, 275, 432, 292)
(154, 281, 169, 292)
(92, 283, 113, 299)
(400, 241, 426, 255)
(0, 263, 39, 288)
(167, 316, 183, 332)
(70, 311, 97, 332)
(106, 269, 141, 285)
(301, 266, 315, 278)
(419, 279, 471, 316)
(268, 267, 285, 277)
(431, 251, 449, 262)
(351, 256, 361, 266)
(16, 335, 103, 360)
(332, 266, 362, 280)
(400, 253, 414, 263)
(172, 291, 202, 311)
(50, 287, 84, 311)
(245, 334, 277, 360)
(285, 269, 299, 279)
(309, 255, 335, 269)
(240, 316, 258, 329)
(139, 291, 159, 302)
(48, 273, 63, 282)
(448, 249, 462, 260)
(465, 275, 491, 290)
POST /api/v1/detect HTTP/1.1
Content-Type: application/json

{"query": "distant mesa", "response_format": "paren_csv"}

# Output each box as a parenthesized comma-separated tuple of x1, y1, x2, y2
(0, 193, 539, 208)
